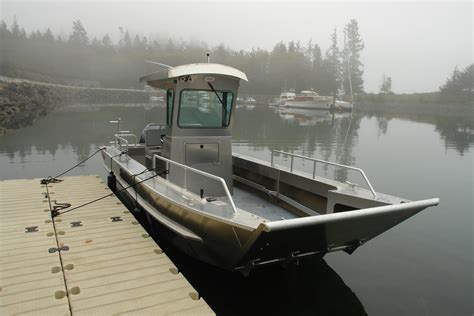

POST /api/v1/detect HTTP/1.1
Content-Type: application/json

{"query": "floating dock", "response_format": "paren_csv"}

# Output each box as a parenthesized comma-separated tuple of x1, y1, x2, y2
(0, 175, 213, 315)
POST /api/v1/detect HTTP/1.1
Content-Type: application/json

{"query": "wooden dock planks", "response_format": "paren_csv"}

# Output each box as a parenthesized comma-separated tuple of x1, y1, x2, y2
(0, 176, 213, 315)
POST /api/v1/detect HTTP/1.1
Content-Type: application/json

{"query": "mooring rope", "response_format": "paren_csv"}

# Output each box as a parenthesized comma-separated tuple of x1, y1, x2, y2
(40, 147, 108, 184)
(51, 168, 169, 217)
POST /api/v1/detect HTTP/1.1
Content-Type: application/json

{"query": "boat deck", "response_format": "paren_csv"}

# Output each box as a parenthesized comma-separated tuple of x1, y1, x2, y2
(0, 175, 213, 315)
(233, 186, 298, 221)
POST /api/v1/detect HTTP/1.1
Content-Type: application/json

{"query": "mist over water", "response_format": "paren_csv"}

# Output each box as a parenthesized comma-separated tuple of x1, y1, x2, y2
(1, 1, 472, 314)
(1, 103, 472, 315)
(1, 1, 472, 93)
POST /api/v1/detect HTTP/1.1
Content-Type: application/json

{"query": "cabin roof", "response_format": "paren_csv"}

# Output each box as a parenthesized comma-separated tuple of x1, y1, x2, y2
(139, 63, 248, 85)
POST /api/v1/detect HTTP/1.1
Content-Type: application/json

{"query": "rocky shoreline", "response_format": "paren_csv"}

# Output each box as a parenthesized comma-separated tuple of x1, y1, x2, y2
(0, 77, 158, 131)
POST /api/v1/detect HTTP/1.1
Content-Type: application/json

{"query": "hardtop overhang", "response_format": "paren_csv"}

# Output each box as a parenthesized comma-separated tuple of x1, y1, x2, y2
(140, 63, 248, 89)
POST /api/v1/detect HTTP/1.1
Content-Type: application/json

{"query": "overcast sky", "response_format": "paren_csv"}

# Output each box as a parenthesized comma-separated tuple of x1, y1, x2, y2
(2, 1, 472, 93)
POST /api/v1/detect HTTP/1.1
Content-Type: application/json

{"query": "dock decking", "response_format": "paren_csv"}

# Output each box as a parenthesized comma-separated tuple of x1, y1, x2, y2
(0, 175, 213, 315)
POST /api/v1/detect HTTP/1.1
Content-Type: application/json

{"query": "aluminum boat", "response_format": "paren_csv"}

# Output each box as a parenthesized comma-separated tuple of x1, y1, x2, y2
(102, 62, 439, 274)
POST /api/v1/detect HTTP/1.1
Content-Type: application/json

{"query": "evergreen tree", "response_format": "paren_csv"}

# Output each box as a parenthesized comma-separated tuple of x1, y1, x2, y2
(440, 64, 473, 98)
(69, 20, 89, 46)
(122, 31, 132, 49)
(102, 34, 113, 48)
(310, 43, 323, 91)
(43, 28, 55, 43)
(0, 20, 11, 38)
(11, 16, 20, 38)
(343, 19, 364, 94)
(379, 73, 392, 93)
(321, 28, 341, 95)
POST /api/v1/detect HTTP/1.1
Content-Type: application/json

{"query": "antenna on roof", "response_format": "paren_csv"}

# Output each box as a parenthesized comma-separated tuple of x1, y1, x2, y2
(206, 52, 210, 63)
(145, 60, 172, 68)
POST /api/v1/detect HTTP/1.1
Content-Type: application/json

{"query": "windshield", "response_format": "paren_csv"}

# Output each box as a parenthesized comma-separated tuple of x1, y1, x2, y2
(178, 89, 233, 128)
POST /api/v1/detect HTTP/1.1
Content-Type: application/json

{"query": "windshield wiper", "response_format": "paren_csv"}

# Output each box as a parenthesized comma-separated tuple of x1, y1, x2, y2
(208, 82, 226, 109)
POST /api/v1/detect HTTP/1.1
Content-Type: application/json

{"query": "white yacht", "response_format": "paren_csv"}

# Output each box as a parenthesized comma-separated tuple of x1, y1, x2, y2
(102, 62, 439, 274)
(269, 92, 296, 107)
(283, 90, 353, 112)
(284, 90, 333, 110)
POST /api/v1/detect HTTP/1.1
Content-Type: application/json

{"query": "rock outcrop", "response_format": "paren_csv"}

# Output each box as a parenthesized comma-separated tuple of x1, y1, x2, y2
(0, 77, 157, 130)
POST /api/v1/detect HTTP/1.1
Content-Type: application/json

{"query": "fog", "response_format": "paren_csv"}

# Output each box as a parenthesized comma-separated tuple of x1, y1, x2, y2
(2, 0, 472, 93)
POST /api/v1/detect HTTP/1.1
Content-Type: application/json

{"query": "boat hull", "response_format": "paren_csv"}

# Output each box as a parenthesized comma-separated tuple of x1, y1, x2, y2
(106, 163, 252, 269)
(102, 147, 438, 273)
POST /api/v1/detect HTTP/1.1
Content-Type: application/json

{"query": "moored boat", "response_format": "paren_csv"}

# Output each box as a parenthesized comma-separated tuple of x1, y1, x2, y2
(284, 90, 333, 110)
(283, 90, 353, 112)
(269, 91, 296, 106)
(102, 62, 439, 275)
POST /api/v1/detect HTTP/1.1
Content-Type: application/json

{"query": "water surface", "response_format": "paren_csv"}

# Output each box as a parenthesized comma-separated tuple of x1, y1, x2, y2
(1, 104, 472, 315)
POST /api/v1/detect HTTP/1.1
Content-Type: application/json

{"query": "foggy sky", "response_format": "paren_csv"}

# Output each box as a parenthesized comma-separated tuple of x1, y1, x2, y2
(2, 1, 472, 93)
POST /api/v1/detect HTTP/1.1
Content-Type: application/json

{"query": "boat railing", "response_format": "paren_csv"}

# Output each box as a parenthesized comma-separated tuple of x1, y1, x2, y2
(152, 154, 238, 214)
(114, 133, 137, 152)
(270, 150, 378, 198)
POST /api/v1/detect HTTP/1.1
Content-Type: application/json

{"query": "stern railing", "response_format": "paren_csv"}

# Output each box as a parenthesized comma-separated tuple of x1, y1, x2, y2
(271, 150, 377, 198)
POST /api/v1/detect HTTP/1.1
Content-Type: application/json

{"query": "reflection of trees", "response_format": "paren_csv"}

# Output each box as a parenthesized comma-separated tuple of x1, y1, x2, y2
(233, 107, 309, 152)
(233, 107, 362, 183)
(376, 116, 391, 136)
(434, 116, 473, 156)
(3, 103, 471, 182)
(332, 115, 361, 182)
(1, 105, 165, 162)
(363, 109, 474, 156)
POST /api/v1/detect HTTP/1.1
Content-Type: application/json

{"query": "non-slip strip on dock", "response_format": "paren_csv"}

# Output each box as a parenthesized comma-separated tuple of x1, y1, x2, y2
(0, 175, 214, 315)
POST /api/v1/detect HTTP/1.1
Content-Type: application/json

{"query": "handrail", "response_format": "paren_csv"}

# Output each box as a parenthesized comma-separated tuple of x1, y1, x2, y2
(114, 135, 129, 152)
(271, 150, 378, 198)
(152, 154, 238, 214)
(114, 133, 137, 152)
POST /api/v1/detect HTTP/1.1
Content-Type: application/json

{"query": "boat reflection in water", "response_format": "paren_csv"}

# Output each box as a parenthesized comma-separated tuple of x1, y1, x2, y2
(128, 207, 368, 316)
(276, 107, 352, 126)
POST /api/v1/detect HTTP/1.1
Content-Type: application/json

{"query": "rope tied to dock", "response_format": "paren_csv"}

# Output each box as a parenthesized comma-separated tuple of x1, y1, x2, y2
(40, 147, 108, 185)
(50, 168, 169, 217)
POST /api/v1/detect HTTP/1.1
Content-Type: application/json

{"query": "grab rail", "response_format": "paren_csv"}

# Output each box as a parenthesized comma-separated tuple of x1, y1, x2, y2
(114, 133, 137, 152)
(152, 154, 238, 214)
(271, 150, 378, 198)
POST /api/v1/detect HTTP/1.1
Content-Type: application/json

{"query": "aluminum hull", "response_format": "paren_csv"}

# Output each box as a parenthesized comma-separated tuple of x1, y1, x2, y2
(102, 146, 438, 272)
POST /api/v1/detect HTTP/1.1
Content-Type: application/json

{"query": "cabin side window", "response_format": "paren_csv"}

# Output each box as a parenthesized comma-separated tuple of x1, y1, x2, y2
(178, 89, 233, 128)
(166, 89, 174, 126)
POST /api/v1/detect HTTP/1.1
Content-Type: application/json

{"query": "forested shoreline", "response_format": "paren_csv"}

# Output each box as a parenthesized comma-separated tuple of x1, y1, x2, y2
(0, 16, 471, 123)
(1, 18, 366, 96)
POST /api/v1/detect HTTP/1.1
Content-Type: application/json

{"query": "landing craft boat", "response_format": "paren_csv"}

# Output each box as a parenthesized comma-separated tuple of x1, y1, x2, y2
(102, 62, 439, 274)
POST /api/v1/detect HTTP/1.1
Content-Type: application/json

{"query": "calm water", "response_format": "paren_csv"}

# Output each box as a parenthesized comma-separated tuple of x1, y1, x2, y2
(1, 104, 472, 315)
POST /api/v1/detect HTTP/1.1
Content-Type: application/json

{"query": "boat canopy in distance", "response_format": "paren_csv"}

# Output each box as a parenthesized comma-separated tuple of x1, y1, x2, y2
(139, 63, 248, 89)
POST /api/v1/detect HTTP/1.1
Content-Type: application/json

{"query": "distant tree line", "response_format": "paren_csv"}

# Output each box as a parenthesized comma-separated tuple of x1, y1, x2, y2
(0, 17, 365, 96)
